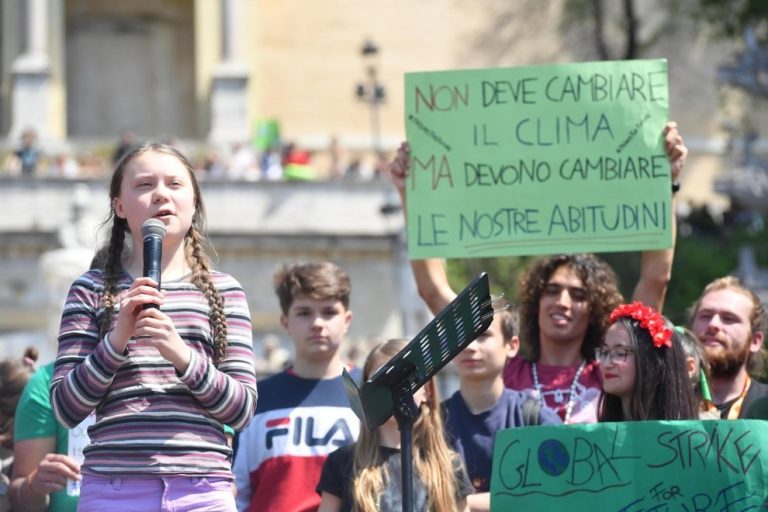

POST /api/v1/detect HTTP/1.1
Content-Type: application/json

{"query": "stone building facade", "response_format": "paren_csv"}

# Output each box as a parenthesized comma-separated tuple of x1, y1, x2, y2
(2, 0, 767, 365)
(2, 1, 765, 161)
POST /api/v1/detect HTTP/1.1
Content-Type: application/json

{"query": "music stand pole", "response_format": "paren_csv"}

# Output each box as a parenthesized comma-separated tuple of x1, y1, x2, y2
(393, 381, 418, 512)
(342, 273, 494, 512)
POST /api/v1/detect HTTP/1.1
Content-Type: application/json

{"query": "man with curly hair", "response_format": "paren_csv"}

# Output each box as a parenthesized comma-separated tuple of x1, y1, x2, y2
(502, 252, 665, 423)
(389, 122, 687, 426)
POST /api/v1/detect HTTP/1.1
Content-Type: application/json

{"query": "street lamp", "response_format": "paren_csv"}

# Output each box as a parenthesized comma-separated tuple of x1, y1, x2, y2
(355, 40, 386, 153)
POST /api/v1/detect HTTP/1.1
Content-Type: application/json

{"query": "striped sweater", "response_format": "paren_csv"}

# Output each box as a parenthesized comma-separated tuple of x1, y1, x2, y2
(50, 269, 258, 479)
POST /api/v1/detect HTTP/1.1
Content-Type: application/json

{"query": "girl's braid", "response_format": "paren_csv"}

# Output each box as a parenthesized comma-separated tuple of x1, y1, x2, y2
(186, 226, 228, 365)
(99, 220, 126, 339)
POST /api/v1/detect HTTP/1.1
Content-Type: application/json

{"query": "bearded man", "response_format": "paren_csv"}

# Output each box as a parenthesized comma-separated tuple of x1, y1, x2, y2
(690, 276, 768, 418)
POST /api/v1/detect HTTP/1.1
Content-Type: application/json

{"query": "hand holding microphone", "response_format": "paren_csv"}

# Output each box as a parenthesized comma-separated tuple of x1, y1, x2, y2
(133, 218, 189, 370)
(141, 218, 166, 309)
(108, 218, 167, 352)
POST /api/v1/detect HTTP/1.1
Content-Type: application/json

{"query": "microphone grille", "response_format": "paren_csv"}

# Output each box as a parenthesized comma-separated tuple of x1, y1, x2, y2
(141, 218, 167, 239)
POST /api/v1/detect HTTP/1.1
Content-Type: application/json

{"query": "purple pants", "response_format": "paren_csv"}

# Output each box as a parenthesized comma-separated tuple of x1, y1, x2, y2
(77, 474, 236, 512)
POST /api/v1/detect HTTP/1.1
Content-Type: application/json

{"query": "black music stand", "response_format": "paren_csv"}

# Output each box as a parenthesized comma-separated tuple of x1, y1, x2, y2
(343, 272, 494, 512)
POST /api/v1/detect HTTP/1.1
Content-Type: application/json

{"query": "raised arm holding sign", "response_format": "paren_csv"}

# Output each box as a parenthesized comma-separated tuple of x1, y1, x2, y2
(389, 129, 686, 427)
(389, 60, 688, 432)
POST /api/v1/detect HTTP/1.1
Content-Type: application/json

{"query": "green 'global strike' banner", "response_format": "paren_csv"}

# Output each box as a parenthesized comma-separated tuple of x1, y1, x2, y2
(404, 59, 673, 259)
(490, 420, 768, 511)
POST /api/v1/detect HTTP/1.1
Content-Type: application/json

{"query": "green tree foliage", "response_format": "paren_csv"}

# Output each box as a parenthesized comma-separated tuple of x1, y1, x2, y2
(559, 0, 766, 62)
(446, 256, 532, 307)
(444, 216, 768, 327)
(696, 0, 768, 42)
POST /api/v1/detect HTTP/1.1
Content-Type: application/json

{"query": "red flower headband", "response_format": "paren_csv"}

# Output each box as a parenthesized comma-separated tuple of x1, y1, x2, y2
(609, 302, 673, 349)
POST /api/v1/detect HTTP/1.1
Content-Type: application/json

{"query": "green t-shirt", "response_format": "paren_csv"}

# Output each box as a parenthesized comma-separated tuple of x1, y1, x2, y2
(14, 362, 78, 512)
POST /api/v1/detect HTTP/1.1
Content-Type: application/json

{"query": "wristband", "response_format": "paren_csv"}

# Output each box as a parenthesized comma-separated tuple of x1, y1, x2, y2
(671, 181, 680, 194)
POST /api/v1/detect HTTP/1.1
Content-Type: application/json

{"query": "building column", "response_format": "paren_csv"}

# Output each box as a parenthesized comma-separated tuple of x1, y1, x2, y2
(207, 0, 250, 146)
(10, 0, 54, 140)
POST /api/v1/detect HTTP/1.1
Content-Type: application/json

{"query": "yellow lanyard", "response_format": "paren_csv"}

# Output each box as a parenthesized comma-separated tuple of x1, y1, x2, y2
(726, 375, 751, 420)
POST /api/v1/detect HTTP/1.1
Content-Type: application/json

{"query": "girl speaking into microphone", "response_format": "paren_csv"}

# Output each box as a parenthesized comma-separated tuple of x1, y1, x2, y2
(50, 143, 257, 511)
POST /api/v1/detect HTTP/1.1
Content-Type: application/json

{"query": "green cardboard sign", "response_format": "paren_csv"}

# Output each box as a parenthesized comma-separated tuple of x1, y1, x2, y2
(404, 59, 673, 259)
(490, 420, 768, 511)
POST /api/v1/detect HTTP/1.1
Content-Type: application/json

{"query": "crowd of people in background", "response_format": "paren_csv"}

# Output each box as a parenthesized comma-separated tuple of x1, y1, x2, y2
(0, 120, 766, 512)
(1, 128, 391, 183)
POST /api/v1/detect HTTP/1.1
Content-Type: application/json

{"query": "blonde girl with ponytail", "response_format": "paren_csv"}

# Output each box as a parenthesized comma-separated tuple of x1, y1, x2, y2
(50, 143, 257, 511)
(317, 339, 473, 512)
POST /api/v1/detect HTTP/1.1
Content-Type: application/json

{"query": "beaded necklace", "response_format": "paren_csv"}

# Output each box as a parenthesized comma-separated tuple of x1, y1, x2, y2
(532, 359, 587, 424)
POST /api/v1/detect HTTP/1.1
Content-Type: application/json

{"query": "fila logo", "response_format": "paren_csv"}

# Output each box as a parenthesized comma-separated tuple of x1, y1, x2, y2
(265, 416, 354, 450)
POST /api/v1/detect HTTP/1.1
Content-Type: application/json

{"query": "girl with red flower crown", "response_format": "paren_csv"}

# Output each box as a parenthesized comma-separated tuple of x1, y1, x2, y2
(596, 302, 698, 421)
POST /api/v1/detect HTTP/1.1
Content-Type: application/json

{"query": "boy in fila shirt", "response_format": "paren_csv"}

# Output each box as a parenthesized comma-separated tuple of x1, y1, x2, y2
(233, 261, 361, 512)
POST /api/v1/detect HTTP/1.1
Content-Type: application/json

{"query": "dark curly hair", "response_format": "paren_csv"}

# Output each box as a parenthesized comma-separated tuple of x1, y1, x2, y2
(519, 254, 623, 362)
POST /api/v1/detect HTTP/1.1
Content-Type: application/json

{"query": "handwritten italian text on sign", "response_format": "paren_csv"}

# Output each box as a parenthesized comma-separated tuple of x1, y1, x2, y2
(490, 420, 767, 511)
(404, 60, 673, 259)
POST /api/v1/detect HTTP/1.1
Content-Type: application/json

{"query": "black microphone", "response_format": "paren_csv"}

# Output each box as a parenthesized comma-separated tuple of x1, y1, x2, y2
(141, 218, 166, 309)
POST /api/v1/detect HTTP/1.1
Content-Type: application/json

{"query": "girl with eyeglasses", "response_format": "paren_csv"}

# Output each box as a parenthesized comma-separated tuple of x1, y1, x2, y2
(595, 303, 697, 422)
